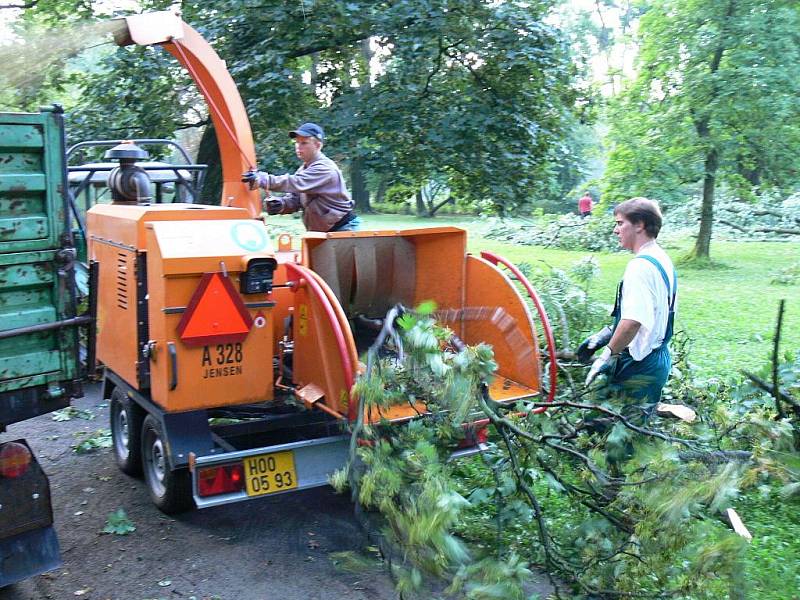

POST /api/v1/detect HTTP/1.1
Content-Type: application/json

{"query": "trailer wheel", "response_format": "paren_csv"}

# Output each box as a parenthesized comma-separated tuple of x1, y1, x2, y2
(110, 388, 144, 476)
(141, 415, 193, 514)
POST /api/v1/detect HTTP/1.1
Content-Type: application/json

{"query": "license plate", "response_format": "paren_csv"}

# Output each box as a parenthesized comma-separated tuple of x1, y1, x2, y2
(243, 451, 298, 497)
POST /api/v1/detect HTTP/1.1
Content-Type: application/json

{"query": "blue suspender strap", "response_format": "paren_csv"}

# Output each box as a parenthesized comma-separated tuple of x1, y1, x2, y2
(636, 255, 677, 310)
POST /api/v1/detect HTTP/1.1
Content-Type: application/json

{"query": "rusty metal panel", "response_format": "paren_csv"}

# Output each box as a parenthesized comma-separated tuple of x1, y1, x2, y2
(0, 108, 81, 427)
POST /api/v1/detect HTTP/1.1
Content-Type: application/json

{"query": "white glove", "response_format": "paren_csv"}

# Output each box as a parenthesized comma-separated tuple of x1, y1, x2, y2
(576, 325, 613, 363)
(241, 170, 269, 190)
(585, 346, 618, 387)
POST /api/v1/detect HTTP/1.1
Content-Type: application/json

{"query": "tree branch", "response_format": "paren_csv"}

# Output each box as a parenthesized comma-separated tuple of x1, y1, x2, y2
(287, 32, 374, 59)
(772, 300, 786, 418)
(741, 371, 799, 410)
(422, 37, 445, 98)
(719, 220, 800, 236)
(520, 400, 701, 448)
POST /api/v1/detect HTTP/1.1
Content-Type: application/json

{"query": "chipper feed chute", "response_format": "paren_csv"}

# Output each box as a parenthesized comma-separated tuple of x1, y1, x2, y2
(278, 226, 553, 423)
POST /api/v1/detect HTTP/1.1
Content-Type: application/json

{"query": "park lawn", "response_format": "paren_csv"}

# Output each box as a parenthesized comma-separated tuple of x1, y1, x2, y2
(350, 214, 800, 379)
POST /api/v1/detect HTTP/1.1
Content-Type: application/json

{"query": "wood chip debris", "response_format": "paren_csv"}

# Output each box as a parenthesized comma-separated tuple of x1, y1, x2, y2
(725, 508, 752, 541)
(656, 402, 697, 422)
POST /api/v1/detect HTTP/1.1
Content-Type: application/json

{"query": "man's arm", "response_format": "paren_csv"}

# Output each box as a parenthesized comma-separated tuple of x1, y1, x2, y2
(281, 192, 302, 212)
(608, 319, 640, 354)
(266, 162, 333, 194)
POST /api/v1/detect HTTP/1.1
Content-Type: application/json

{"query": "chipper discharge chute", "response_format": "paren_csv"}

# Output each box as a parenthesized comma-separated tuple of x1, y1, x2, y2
(88, 11, 557, 514)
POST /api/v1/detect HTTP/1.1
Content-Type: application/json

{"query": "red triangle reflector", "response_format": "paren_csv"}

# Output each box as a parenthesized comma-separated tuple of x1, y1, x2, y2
(177, 272, 253, 347)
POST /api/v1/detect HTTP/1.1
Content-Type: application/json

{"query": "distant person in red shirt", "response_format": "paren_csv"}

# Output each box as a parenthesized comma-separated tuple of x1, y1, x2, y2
(578, 192, 594, 217)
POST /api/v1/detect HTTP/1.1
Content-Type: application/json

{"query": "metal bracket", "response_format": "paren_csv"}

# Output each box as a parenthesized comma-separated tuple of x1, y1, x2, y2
(295, 383, 325, 410)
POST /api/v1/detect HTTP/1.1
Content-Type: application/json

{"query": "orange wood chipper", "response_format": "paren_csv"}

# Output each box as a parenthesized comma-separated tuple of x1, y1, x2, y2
(88, 11, 556, 513)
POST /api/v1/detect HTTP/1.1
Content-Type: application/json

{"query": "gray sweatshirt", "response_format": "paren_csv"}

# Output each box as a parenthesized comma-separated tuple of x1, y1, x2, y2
(265, 153, 354, 232)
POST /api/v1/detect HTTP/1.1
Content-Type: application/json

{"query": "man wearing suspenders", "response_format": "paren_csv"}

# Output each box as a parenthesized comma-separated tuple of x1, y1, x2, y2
(579, 197, 677, 422)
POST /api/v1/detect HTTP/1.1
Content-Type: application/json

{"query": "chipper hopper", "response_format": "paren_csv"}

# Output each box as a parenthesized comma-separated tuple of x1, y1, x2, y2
(87, 11, 556, 514)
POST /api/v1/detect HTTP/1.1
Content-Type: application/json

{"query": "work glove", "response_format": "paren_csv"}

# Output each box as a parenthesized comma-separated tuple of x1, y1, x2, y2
(576, 325, 613, 363)
(266, 198, 285, 215)
(585, 346, 618, 387)
(241, 170, 269, 190)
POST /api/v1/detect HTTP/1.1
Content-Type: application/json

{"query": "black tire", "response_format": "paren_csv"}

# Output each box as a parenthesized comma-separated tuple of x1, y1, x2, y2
(110, 388, 144, 476)
(141, 415, 194, 514)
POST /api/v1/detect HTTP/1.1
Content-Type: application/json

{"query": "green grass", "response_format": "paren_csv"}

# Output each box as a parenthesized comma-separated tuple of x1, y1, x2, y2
(737, 488, 800, 600)
(352, 214, 800, 378)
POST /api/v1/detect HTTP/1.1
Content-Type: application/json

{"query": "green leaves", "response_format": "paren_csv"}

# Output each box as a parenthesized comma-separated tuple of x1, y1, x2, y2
(52, 406, 95, 422)
(345, 302, 546, 595)
(14, 0, 581, 215)
(71, 429, 112, 454)
(102, 508, 136, 535)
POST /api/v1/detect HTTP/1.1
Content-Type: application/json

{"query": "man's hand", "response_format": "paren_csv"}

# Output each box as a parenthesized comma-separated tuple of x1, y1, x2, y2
(266, 198, 284, 215)
(576, 325, 613, 363)
(585, 346, 618, 387)
(241, 170, 269, 190)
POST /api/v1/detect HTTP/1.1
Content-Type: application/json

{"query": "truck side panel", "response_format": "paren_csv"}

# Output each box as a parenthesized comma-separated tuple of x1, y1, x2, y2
(1, 107, 77, 583)
(0, 108, 81, 429)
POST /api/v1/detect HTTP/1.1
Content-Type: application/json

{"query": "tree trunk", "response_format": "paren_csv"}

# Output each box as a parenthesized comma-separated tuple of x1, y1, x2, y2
(415, 190, 425, 216)
(310, 53, 319, 86)
(688, 1, 732, 260)
(691, 147, 718, 259)
(428, 194, 453, 217)
(350, 157, 371, 213)
(375, 177, 388, 204)
(361, 38, 373, 81)
(424, 188, 434, 216)
(737, 155, 761, 188)
(196, 123, 221, 206)
(346, 40, 374, 215)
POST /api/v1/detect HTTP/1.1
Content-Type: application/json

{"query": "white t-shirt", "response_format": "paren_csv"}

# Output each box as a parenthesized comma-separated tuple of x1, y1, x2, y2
(619, 240, 676, 361)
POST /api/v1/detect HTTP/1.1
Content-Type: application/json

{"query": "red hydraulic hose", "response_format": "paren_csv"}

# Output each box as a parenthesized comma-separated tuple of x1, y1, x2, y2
(480, 251, 557, 406)
(284, 263, 355, 416)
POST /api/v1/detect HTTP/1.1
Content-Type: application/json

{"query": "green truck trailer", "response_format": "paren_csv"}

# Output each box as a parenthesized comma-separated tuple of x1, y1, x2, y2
(0, 106, 88, 586)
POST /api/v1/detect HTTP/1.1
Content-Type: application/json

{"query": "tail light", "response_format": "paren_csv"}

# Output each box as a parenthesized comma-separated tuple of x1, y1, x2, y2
(474, 426, 489, 445)
(458, 422, 489, 448)
(0, 441, 33, 478)
(197, 463, 244, 497)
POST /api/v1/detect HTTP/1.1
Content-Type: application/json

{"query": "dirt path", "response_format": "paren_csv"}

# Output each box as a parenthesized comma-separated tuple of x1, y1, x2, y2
(1, 383, 397, 600)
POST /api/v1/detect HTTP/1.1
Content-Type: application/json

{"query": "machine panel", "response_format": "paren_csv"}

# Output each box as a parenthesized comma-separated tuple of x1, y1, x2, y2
(144, 219, 275, 411)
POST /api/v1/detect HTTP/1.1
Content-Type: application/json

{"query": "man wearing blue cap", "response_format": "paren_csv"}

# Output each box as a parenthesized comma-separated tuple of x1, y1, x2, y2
(242, 123, 360, 232)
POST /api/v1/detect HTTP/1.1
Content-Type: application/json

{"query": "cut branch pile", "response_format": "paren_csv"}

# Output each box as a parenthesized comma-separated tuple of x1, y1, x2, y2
(331, 302, 780, 599)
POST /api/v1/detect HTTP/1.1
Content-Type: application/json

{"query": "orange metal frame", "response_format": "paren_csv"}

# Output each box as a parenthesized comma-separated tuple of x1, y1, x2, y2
(285, 262, 356, 413)
(480, 251, 557, 407)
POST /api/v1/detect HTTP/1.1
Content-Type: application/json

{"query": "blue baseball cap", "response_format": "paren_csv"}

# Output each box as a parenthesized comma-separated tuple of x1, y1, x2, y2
(289, 122, 324, 141)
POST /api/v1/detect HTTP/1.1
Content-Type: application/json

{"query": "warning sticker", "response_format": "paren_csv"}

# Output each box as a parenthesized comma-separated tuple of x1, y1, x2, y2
(177, 272, 253, 346)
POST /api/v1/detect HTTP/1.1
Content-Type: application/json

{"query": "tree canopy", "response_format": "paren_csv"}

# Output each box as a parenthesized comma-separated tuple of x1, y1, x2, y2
(602, 0, 800, 258)
(2, 0, 589, 214)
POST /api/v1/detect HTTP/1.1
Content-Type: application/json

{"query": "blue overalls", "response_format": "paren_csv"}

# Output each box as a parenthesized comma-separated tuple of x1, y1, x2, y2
(603, 255, 677, 420)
